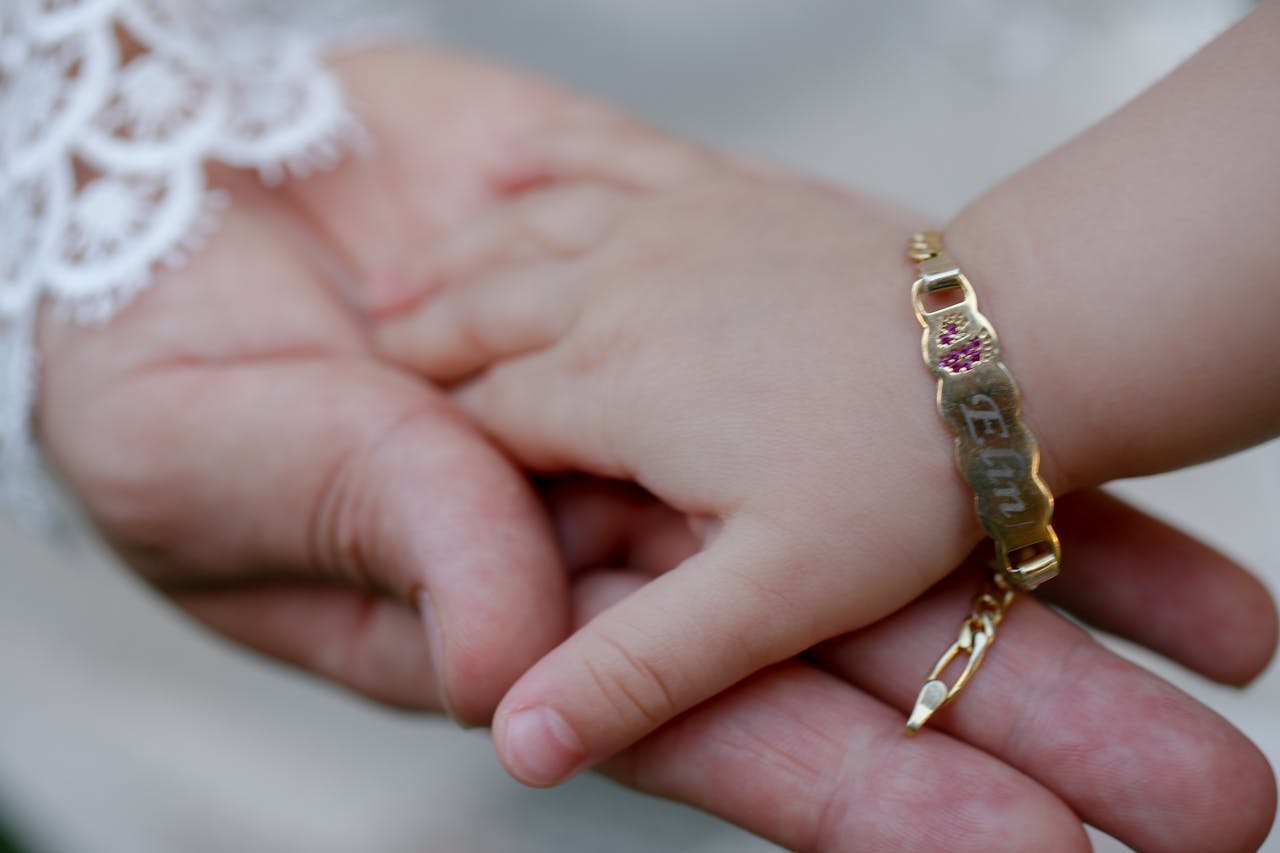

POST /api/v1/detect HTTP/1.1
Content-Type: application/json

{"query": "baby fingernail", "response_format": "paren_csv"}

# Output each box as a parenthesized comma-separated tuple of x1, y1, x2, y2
(503, 706, 585, 787)
(417, 588, 460, 724)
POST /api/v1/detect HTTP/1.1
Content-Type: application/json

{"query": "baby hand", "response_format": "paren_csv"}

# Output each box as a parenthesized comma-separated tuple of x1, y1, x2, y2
(376, 116, 1046, 783)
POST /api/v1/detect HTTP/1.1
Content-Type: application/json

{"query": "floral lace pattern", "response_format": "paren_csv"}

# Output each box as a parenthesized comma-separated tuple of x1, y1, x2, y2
(0, 0, 359, 517)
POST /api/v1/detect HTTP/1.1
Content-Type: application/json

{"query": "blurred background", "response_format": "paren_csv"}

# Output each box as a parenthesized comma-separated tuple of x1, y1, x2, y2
(2, 1, 1276, 850)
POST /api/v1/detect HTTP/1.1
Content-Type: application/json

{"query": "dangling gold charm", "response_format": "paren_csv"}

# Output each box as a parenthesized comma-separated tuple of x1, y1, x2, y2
(906, 576, 1015, 734)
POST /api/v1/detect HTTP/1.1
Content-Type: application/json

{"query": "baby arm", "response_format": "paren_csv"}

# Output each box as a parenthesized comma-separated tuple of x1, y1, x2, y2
(377, 0, 1280, 787)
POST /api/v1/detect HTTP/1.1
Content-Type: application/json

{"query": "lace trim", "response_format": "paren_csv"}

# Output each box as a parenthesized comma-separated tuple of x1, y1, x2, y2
(0, 0, 362, 523)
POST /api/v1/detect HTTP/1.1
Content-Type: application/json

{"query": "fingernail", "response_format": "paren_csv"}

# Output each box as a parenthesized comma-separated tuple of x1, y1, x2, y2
(502, 706, 586, 787)
(417, 588, 461, 724)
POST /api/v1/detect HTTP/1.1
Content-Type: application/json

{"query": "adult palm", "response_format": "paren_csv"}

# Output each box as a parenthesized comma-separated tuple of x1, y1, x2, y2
(35, 48, 1276, 851)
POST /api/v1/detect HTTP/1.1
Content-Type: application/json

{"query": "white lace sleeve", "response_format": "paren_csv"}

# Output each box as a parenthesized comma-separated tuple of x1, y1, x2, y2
(0, 0, 362, 520)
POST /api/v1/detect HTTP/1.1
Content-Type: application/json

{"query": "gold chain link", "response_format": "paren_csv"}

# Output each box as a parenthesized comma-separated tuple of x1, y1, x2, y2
(905, 575, 1015, 734)
(904, 231, 1060, 734)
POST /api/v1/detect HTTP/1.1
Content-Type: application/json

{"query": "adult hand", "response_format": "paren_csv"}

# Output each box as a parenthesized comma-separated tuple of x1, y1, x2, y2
(558, 481, 1276, 852)
(34, 47, 1276, 851)
(36, 48, 583, 723)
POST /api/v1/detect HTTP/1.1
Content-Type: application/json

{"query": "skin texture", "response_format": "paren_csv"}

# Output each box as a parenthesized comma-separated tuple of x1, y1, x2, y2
(39, 49, 580, 722)
(377, 145, 1036, 781)
(375, 4, 1280, 842)
(33, 46, 1277, 852)
(946, 0, 1280, 486)
(570, 485, 1277, 852)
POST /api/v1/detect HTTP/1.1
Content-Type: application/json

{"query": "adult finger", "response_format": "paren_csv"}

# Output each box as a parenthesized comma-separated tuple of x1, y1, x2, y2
(815, 572, 1277, 853)
(171, 582, 441, 711)
(611, 661, 1089, 853)
(488, 479, 1280, 788)
(562, 491, 1278, 849)
(572, 562, 1273, 852)
(568, 571, 1086, 852)
(555, 483, 1280, 686)
(563, 488, 1278, 850)
(51, 357, 569, 726)
(1040, 489, 1277, 685)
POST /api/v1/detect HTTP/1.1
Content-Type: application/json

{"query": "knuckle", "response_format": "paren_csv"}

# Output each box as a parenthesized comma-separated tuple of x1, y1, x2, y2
(454, 291, 503, 360)
(560, 298, 642, 388)
(580, 624, 680, 730)
(308, 438, 376, 588)
(308, 406, 442, 591)
(513, 190, 594, 258)
(562, 322, 616, 379)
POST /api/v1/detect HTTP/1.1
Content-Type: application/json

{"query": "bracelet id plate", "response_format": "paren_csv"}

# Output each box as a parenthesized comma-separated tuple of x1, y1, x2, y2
(910, 233, 1059, 590)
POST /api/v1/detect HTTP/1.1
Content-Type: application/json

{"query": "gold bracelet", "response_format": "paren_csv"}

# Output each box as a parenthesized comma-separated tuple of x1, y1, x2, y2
(905, 231, 1060, 735)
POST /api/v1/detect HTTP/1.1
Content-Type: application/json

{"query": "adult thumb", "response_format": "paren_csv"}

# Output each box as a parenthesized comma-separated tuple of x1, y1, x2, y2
(47, 356, 569, 724)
